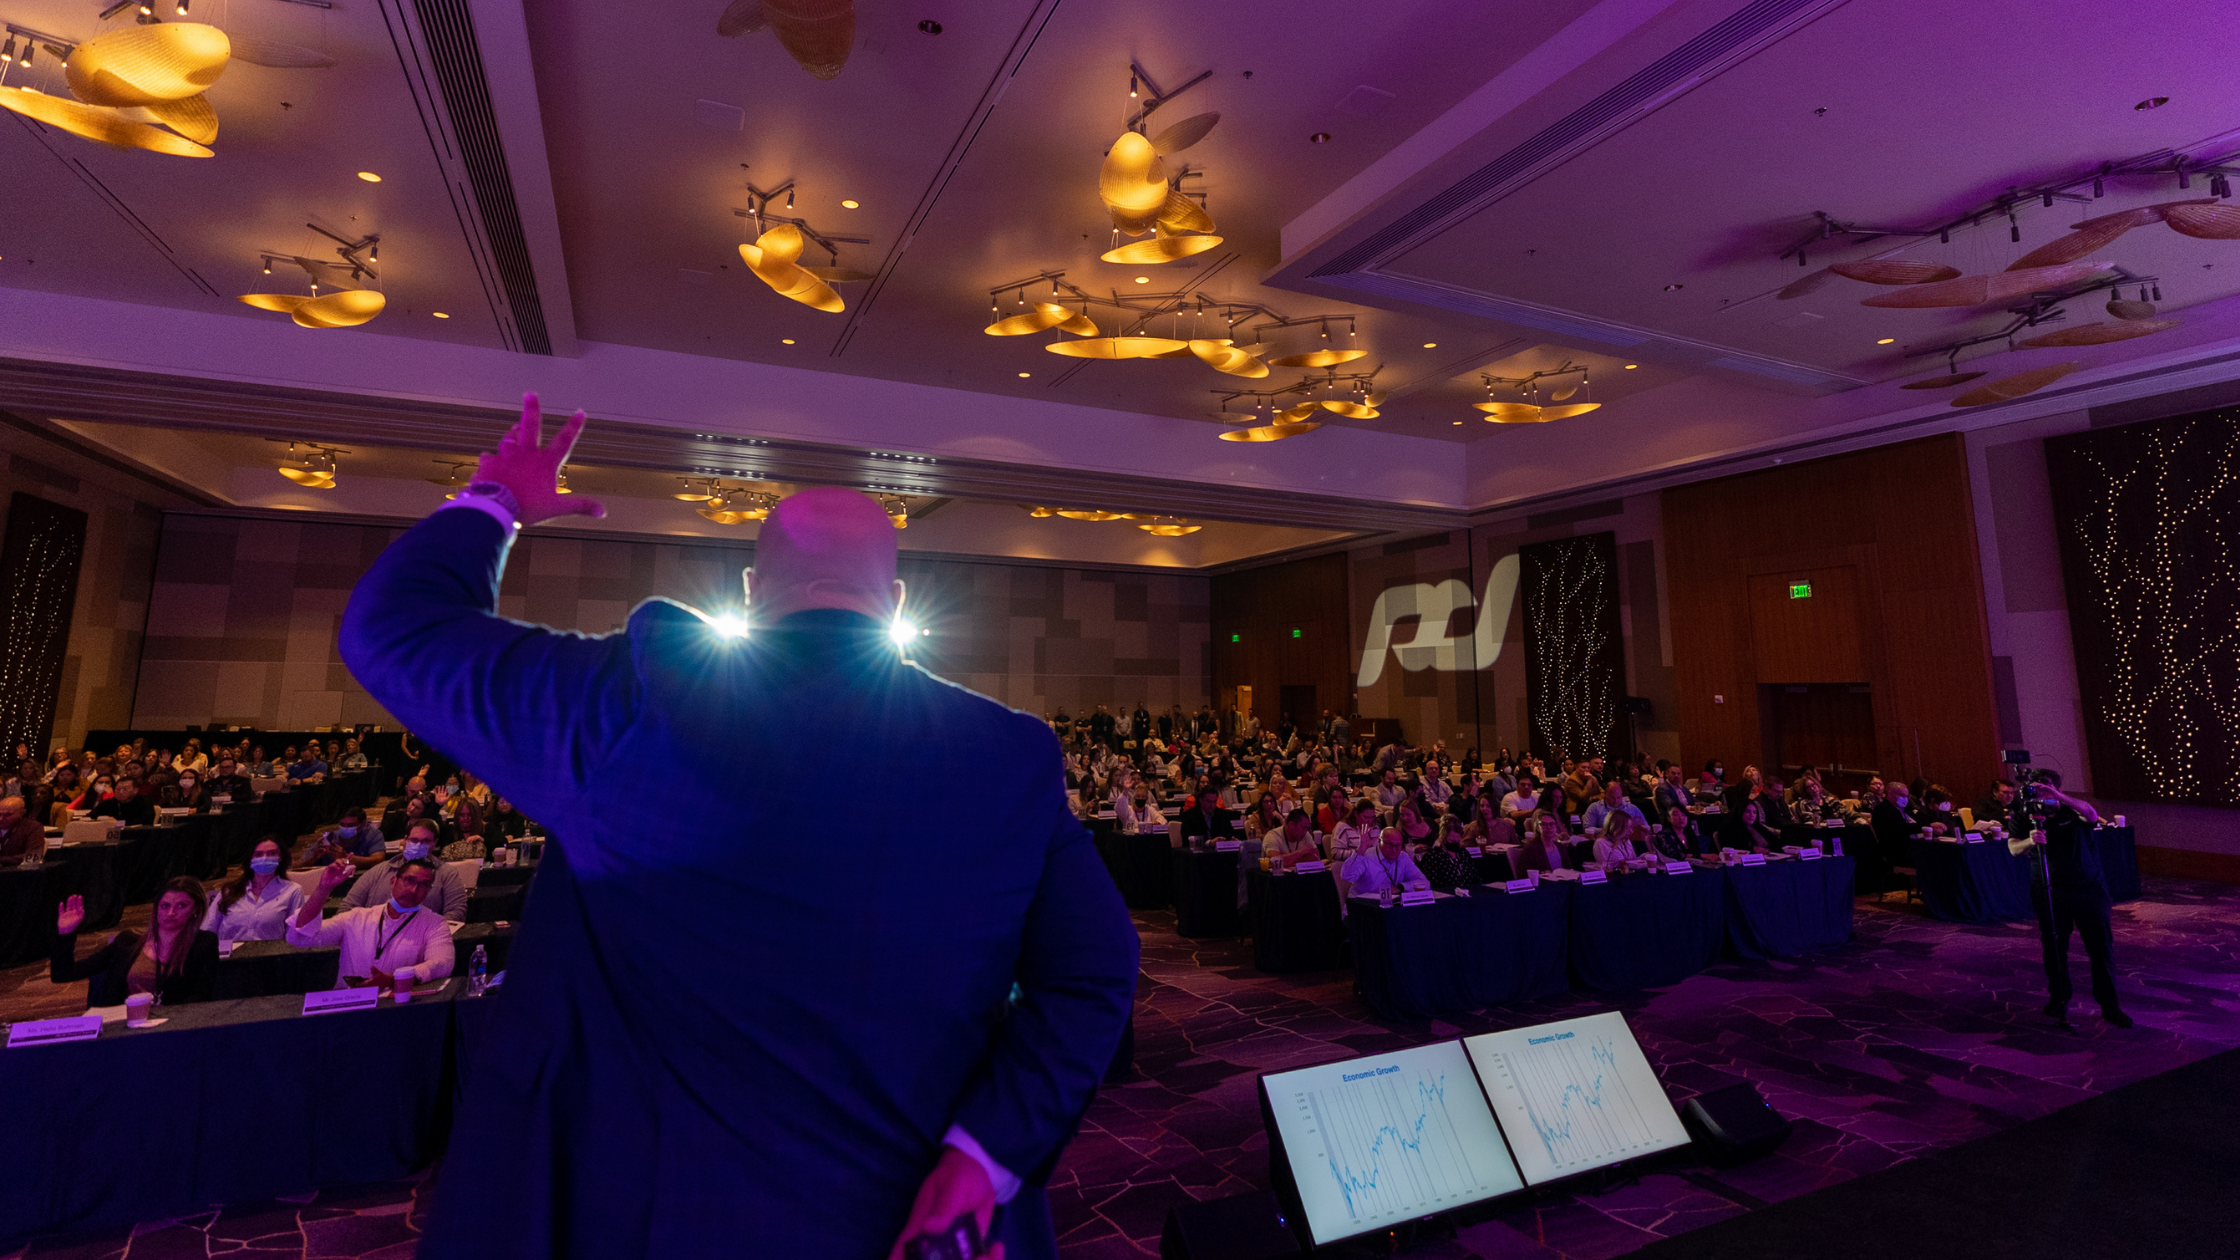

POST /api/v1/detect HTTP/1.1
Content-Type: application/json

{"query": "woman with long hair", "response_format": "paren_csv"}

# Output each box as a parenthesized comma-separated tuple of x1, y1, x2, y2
(204, 837, 306, 942)
(52, 876, 220, 1006)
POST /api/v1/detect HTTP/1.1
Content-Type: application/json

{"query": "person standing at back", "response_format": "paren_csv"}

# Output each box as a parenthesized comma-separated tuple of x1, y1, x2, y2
(338, 397, 1138, 1260)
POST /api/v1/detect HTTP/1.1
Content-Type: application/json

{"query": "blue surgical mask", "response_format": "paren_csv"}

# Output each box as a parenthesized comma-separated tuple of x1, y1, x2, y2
(402, 841, 431, 860)
(249, 856, 280, 874)
(337, 826, 358, 838)
(387, 897, 410, 914)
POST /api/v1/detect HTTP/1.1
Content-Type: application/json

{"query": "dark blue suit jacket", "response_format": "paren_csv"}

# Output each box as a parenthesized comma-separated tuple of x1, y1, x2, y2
(340, 509, 1139, 1259)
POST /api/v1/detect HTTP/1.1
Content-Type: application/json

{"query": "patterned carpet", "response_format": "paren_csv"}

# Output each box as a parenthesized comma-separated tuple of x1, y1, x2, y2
(11, 879, 2240, 1259)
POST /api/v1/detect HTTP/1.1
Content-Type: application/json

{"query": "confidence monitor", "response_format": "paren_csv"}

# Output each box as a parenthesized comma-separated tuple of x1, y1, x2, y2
(1461, 1011, 1691, 1186)
(1259, 1040, 1525, 1248)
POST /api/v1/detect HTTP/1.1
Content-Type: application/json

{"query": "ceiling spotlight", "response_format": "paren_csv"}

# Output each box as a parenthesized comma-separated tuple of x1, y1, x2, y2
(2134, 96, 2168, 111)
(1309, 132, 1331, 144)
(1133, 276, 1150, 284)
(781, 338, 796, 344)
(555, 471, 573, 495)
(261, 259, 272, 275)
(1623, 363, 1638, 369)
(1017, 372, 1031, 378)
(1, 37, 15, 63)
(357, 171, 381, 182)
(432, 311, 449, 318)
(17, 40, 29, 67)
(175, 0, 188, 13)
(1876, 337, 1895, 345)
(841, 199, 859, 209)
(1422, 342, 1437, 348)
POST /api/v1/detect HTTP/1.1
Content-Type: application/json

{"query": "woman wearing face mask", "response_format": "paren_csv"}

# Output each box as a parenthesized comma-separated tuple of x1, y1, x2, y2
(161, 769, 211, 814)
(202, 837, 306, 942)
(52, 876, 220, 1006)
(72, 775, 114, 813)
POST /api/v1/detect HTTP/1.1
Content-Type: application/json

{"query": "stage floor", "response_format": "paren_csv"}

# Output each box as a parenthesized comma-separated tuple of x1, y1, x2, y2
(6, 878, 2239, 1260)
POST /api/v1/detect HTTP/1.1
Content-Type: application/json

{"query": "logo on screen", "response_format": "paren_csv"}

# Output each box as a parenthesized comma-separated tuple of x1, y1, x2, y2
(1356, 553, 1519, 687)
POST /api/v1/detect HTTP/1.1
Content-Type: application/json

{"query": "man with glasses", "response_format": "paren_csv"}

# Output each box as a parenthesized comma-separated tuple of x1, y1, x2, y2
(289, 855, 454, 994)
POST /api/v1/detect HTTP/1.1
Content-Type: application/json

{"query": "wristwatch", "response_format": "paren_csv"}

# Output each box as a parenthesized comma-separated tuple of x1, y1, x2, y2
(463, 480, 522, 518)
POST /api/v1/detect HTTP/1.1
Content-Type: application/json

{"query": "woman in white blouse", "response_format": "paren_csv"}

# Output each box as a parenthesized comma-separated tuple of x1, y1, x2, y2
(201, 836, 306, 942)
(1592, 811, 1648, 869)
(1328, 799, 1380, 865)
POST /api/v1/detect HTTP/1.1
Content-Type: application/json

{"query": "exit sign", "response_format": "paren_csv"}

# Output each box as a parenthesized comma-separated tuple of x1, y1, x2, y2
(1789, 581, 1812, 599)
(1230, 633, 1241, 643)
(1291, 628, 1302, 639)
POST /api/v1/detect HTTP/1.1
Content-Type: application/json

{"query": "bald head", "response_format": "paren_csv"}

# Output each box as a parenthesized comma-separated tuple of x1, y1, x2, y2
(746, 487, 903, 623)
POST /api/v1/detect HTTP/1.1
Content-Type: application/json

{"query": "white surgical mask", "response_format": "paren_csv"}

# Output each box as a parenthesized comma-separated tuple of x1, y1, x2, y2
(402, 841, 431, 860)
(249, 856, 280, 874)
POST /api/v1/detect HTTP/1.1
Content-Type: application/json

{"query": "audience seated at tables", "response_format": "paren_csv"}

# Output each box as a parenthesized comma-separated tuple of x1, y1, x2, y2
(1561, 758, 1603, 816)
(170, 740, 208, 774)
(1340, 827, 1430, 897)
(344, 821, 474, 923)
(331, 738, 366, 772)
(245, 746, 276, 777)
(286, 745, 328, 783)
(1583, 780, 1646, 834)
(1725, 792, 1782, 852)
(1394, 799, 1435, 848)
(444, 798, 493, 859)
(1915, 786, 1960, 837)
(1416, 830, 1477, 891)
(290, 857, 456, 993)
(1973, 780, 2018, 831)
(202, 837, 308, 942)
(1593, 811, 1651, 867)
(1178, 785, 1236, 850)
(1653, 764, 1692, 820)
(1697, 760, 1729, 803)
(1374, 768, 1408, 809)
(1243, 793, 1285, 840)
(1329, 799, 1380, 865)
(44, 765, 80, 824)
(0, 795, 45, 867)
(1419, 765, 1452, 809)
(91, 776, 155, 828)
(71, 773, 113, 814)
(158, 769, 212, 813)
(51, 878, 220, 1007)
(1789, 777, 1839, 824)
(1516, 814, 1571, 873)
(1660, 806, 1714, 857)
(1267, 810, 1322, 870)
(305, 807, 388, 870)
(205, 757, 252, 807)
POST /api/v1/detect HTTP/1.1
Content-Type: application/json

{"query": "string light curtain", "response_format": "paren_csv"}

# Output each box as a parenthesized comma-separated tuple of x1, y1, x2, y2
(0, 493, 88, 755)
(1520, 532, 1626, 765)
(2045, 407, 2240, 806)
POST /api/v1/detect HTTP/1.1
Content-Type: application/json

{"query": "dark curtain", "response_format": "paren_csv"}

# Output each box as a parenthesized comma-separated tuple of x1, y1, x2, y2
(2045, 408, 2240, 806)
(0, 492, 88, 757)
(1521, 531, 1625, 765)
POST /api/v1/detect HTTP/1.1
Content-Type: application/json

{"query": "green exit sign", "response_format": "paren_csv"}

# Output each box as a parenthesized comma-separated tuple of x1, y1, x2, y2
(1789, 581, 1812, 599)
(1291, 628, 1302, 639)
(1230, 633, 1241, 643)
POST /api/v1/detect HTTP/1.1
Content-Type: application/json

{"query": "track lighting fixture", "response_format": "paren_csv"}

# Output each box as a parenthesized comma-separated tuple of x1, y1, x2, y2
(176, 0, 189, 13)
(2093, 175, 2104, 198)
(16, 38, 28, 67)
(2152, 283, 2162, 301)
(1, 37, 15, 63)
(1128, 70, 1137, 98)
(98, 0, 135, 18)
(262, 260, 271, 274)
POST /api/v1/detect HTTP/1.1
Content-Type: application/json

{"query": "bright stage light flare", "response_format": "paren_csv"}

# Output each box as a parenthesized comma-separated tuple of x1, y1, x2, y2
(709, 613, 750, 640)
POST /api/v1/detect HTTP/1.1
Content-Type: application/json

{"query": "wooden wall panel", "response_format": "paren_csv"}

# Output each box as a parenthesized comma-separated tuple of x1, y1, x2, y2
(1747, 565, 1864, 683)
(1663, 434, 2000, 798)
(1209, 552, 1351, 733)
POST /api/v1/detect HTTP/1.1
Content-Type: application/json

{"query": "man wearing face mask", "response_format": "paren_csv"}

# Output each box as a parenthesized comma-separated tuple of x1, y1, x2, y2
(91, 776, 155, 828)
(342, 820, 473, 923)
(289, 855, 455, 993)
(309, 807, 389, 870)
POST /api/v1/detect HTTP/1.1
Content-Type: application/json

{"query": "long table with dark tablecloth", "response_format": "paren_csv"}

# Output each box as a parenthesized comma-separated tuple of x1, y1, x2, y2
(1724, 856, 1857, 958)
(2092, 825, 2140, 902)
(1248, 867, 1347, 972)
(1091, 819, 1174, 910)
(1171, 848, 1241, 937)
(214, 923, 519, 1000)
(1911, 837, 2035, 923)
(1349, 883, 1574, 1020)
(1, 980, 491, 1243)
(1567, 868, 1730, 992)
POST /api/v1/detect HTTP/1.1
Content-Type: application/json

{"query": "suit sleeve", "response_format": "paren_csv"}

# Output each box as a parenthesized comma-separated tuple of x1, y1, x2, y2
(338, 508, 642, 819)
(949, 758, 1139, 1184)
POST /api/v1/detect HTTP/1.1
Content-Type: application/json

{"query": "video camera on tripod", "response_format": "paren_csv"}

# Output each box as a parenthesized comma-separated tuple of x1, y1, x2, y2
(2003, 749, 2061, 834)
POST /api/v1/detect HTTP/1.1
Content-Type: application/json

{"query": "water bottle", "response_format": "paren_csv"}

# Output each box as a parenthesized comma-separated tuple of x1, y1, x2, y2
(468, 944, 488, 997)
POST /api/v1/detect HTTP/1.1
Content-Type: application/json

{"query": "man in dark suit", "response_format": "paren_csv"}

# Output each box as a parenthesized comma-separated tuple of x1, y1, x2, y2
(339, 398, 1138, 1260)
(1178, 782, 1237, 849)
(1868, 784, 1924, 894)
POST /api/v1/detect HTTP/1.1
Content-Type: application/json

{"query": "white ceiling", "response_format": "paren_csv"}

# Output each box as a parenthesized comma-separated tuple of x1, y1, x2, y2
(7, 0, 2240, 558)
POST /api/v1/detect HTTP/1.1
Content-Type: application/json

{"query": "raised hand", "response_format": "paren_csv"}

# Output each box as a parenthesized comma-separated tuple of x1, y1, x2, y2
(474, 393, 607, 527)
(317, 857, 354, 894)
(56, 893, 84, 936)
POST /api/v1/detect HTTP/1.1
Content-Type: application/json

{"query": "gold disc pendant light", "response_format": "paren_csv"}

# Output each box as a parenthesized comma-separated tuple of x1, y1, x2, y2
(739, 222, 844, 312)
(238, 289, 387, 329)
(1265, 348, 1367, 369)
(64, 22, 231, 107)
(0, 86, 213, 157)
(985, 302, 1098, 337)
(1217, 421, 1321, 442)
(1044, 335, 1187, 359)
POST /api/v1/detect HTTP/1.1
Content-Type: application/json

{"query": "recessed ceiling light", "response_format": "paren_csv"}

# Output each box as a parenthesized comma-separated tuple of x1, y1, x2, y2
(1422, 342, 1437, 348)
(431, 312, 449, 319)
(1133, 276, 1150, 284)
(2135, 96, 2169, 111)
(841, 199, 860, 209)
(1452, 420, 1463, 426)
(357, 171, 381, 182)
(1309, 132, 1331, 144)
(781, 338, 795, 344)
(1017, 372, 1030, 378)
(1662, 283, 1684, 291)
(1623, 363, 1638, 369)
(1876, 337, 1895, 344)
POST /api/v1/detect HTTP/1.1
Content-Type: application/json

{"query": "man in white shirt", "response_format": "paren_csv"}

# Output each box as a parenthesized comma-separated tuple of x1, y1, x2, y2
(290, 856, 456, 992)
(1339, 828, 1430, 898)
(1374, 769, 1408, 810)
(1501, 774, 1542, 821)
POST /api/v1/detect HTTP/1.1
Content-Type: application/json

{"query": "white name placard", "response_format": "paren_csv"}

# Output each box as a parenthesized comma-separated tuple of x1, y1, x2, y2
(1663, 860, 1692, 875)
(1800, 847, 1824, 860)
(1292, 859, 1325, 872)
(1213, 839, 1243, 852)
(1738, 853, 1767, 866)
(8, 1015, 102, 1047)
(1578, 869, 1608, 885)
(1465, 847, 1483, 857)
(302, 987, 381, 1015)
(1503, 878, 1535, 893)
(1399, 889, 1436, 906)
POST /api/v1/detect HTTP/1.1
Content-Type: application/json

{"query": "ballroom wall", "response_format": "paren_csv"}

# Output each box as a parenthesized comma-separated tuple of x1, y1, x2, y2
(1661, 433, 2001, 803)
(0, 416, 178, 751)
(129, 512, 1211, 732)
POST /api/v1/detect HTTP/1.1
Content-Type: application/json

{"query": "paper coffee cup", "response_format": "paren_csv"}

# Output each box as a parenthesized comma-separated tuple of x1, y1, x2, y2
(393, 977, 414, 1003)
(2114, 815, 2126, 827)
(124, 992, 153, 1027)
